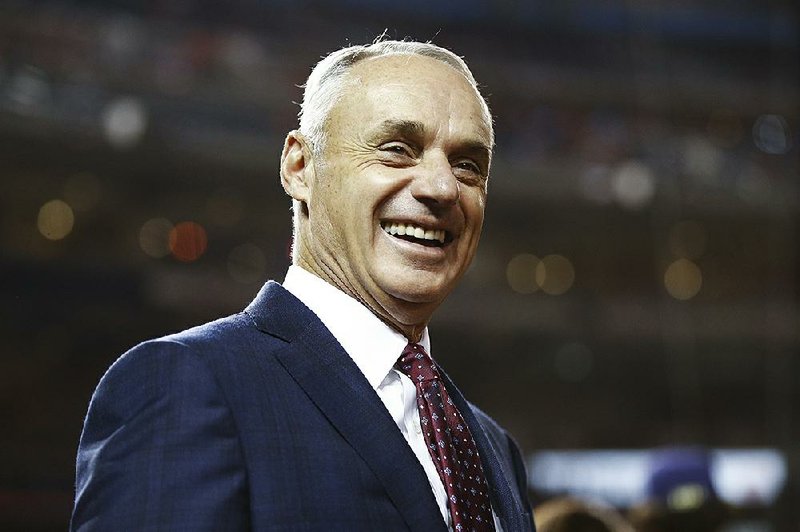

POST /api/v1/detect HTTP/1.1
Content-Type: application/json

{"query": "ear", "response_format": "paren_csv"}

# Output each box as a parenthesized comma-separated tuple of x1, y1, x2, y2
(280, 130, 316, 205)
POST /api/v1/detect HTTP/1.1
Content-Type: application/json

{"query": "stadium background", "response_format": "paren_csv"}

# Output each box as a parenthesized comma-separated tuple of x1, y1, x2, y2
(1, 0, 797, 529)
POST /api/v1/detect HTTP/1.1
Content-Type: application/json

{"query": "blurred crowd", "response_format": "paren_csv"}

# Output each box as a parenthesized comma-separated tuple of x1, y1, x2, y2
(534, 447, 761, 532)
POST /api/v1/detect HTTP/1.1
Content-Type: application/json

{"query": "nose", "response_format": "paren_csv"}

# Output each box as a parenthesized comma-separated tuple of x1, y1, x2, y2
(409, 152, 459, 206)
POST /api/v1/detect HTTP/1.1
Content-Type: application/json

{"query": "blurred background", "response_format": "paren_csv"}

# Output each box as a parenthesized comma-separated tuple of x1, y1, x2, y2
(1, 0, 797, 530)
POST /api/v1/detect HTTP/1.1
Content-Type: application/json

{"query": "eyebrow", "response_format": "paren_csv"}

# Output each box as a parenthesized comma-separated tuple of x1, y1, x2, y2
(458, 140, 493, 168)
(370, 119, 426, 142)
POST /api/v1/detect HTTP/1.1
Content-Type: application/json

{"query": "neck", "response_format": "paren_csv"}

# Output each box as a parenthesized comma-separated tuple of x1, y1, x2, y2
(293, 257, 432, 343)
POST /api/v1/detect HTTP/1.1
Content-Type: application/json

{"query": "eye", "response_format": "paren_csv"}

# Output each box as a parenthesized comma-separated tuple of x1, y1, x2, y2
(454, 160, 482, 174)
(451, 159, 488, 188)
(380, 142, 414, 157)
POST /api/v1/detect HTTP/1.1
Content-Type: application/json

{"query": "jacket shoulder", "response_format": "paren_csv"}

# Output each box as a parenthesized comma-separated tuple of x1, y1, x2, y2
(73, 316, 251, 530)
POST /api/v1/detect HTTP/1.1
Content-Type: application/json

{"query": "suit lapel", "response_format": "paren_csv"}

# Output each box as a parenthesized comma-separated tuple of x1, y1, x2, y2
(439, 370, 528, 532)
(245, 282, 447, 532)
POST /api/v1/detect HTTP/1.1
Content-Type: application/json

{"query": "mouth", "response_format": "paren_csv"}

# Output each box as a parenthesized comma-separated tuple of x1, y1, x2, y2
(380, 221, 450, 248)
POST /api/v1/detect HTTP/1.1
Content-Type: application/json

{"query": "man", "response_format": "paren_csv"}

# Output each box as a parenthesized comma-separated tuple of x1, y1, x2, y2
(72, 39, 534, 531)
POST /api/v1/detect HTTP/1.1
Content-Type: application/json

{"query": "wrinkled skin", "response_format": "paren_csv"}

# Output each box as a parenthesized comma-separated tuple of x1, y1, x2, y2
(281, 54, 493, 341)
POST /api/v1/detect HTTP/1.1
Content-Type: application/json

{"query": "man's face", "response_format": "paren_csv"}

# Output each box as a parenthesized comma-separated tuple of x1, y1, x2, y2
(299, 54, 492, 332)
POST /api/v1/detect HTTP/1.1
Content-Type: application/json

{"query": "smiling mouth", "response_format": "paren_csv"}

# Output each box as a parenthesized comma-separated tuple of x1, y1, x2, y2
(380, 222, 449, 247)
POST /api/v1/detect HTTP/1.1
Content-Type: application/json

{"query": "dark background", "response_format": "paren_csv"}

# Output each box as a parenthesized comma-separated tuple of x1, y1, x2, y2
(1, 0, 797, 529)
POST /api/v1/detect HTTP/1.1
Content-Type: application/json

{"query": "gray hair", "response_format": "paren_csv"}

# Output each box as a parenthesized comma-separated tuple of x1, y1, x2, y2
(298, 38, 492, 155)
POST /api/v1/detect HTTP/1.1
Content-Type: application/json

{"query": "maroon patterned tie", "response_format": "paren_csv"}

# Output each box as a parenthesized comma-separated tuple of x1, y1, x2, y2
(395, 343, 496, 532)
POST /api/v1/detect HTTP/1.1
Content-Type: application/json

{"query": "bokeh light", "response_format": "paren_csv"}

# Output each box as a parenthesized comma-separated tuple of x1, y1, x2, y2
(102, 96, 148, 149)
(752, 114, 791, 155)
(669, 220, 707, 259)
(227, 243, 267, 284)
(506, 254, 540, 294)
(169, 221, 207, 262)
(664, 258, 702, 300)
(139, 218, 174, 258)
(8, 65, 50, 112)
(611, 160, 656, 210)
(37, 199, 75, 240)
(536, 254, 575, 295)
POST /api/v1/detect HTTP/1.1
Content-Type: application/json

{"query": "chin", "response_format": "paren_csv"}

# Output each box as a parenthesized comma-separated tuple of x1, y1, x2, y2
(387, 288, 442, 306)
(380, 275, 452, 306)
(370, 260, 463, 304)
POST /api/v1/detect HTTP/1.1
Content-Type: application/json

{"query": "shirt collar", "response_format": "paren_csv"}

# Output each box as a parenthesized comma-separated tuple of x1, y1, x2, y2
(282, 265, 431, 390)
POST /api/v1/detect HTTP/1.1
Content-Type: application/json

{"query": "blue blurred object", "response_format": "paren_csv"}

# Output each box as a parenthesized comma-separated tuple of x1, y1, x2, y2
(647, 447, 716, 511)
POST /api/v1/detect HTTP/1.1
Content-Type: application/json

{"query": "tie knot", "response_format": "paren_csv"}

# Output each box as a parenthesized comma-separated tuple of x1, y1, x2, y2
(395, 343, 439, 383)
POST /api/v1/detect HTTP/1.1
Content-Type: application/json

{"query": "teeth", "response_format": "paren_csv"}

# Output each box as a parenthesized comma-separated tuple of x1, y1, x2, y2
(382, 222, 446, 244)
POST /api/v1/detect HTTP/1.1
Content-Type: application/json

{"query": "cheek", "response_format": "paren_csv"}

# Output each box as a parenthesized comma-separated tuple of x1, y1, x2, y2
(462, 193, 486, 228)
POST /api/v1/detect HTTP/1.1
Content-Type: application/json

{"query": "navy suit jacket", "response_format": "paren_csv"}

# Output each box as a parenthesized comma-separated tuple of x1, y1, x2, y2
(72, 281, 534, 531)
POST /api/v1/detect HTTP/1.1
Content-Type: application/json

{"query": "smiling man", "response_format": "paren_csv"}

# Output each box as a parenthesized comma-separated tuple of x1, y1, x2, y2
(72, 40, 534, 532)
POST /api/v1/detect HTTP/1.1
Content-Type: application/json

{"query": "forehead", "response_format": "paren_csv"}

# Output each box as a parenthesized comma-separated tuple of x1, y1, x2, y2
(328, 54, 493, 146)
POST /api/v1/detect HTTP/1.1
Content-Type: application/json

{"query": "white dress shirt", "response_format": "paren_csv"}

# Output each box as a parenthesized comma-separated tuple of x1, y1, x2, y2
(282, 266, 502, 531)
